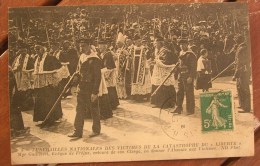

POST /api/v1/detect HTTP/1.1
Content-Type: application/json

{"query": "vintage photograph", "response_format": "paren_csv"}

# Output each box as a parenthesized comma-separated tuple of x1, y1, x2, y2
(8, 3, 254, 164)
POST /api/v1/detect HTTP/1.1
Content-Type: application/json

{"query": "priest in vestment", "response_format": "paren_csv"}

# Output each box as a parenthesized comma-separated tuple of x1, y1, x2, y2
(115, 32, 129, 99)
(99, 38, 120, 110)
(33, 43, 65, 126)
(96, 38, 116, 119)
(151, 37, 178, 108)
(11, 42, 35, 110)
(131, 35, 152, 101)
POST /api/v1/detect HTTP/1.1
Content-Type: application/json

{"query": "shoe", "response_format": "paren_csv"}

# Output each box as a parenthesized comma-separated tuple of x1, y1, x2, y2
(68, 132, 82, 138)
(36, 123, 47, 128)
(89, 132, 100, 138)
(35, 123, 43, 127)
(38, 121, 55, 128)
(171, 107, 182, 114)
(151, 104, 160, 108)
(15, 127, 30, 135)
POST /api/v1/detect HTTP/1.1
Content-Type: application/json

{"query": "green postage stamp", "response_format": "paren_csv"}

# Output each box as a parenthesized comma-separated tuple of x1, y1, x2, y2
(200, 91, 234, 132)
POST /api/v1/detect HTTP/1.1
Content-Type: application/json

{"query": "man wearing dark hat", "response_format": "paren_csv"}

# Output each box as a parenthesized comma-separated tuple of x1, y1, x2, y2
(151, 36, 178, 108)
(188, 38, 199, 58)
(33, 41, 63, 126)
(173, 38, 197, 115)
(69, 38, 102, 138)
(232, 35, 251, 113)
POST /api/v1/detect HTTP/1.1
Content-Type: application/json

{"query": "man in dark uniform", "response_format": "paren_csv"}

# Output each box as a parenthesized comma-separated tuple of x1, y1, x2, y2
(232, 35, 251, 113)
(173, 38, 197, 115)
(68, 39, 102, 138)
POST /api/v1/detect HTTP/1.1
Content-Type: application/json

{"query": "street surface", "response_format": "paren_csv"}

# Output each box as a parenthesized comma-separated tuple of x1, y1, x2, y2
(10, 76, 256, 164)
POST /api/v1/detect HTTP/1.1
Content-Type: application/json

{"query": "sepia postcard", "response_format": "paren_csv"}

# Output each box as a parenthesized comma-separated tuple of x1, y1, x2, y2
(8, 3, 254, 164)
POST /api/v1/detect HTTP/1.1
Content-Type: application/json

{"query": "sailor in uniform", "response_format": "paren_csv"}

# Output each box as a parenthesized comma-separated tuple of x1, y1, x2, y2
(173, 39, 197, 115)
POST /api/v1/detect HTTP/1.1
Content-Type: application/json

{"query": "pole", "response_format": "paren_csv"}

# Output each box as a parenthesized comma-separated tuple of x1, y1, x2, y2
(40, 72, 78, 127)
(71, 21, 80, 56)
(216, 13, 220, 27)
(45, 24, 51, 49)
(98, 18, 101, 41)
(208, 61, 235, 84)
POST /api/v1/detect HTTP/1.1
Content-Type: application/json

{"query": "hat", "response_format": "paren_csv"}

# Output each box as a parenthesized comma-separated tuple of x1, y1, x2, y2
(34, 41, 48, 49)
(200, 49, 208, 55)
(78, 38, 92, 45)
(154, 36, 164, 42)
(132, 22, 138, 28)
(63, 40, 71, 44)
(178, 38, 188, 44)
(133, 34, 141, 41)
(17, 41, 29, 49)
(51, 41, 60, 47)
(198, 21, 207, 24)
(97, 38, 110, 44)
(142, 36, 150, 42)
(188, 38, 193, 42)
(234, 34, 245, 43)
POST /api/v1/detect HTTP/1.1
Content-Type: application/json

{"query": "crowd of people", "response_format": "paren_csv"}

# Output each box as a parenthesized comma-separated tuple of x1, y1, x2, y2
(9, 5, 251, 138)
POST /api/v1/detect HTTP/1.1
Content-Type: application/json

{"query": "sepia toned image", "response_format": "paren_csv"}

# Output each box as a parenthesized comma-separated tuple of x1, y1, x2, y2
(8, 3, 254, 164)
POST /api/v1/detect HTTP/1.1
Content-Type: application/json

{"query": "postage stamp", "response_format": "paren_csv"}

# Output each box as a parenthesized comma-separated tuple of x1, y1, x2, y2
(200, 91, 234, 132)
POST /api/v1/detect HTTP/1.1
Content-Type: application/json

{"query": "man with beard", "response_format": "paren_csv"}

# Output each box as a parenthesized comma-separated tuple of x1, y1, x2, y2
(68, 39, 102, 138)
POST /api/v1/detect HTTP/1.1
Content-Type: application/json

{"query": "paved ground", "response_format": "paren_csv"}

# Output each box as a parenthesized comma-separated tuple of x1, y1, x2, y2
(10, 76, 257, 164)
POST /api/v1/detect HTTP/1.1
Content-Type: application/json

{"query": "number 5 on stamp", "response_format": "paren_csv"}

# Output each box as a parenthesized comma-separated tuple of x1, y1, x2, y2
(200, 91, 234, 132)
